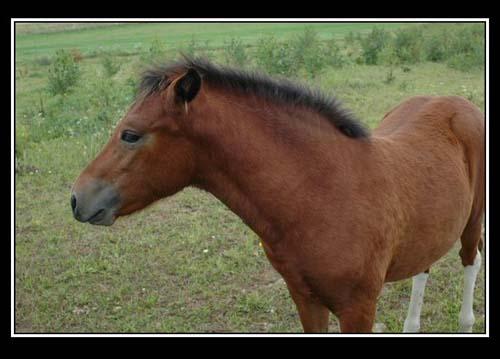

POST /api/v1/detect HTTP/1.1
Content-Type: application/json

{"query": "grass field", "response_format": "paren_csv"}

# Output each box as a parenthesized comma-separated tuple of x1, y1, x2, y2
(15, 22, 409, 62)
(14, 22, 486, 334)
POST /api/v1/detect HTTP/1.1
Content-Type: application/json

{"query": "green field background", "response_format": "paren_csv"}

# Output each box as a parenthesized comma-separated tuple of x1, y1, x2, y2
(16, 22, 407, 61)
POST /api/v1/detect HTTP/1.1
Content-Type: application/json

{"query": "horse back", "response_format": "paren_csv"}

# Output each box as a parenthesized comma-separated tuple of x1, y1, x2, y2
(376, 96, 484, 180)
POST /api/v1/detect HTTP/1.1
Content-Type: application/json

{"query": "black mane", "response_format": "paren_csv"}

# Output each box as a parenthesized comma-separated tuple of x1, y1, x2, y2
(138, 57, 370, 139)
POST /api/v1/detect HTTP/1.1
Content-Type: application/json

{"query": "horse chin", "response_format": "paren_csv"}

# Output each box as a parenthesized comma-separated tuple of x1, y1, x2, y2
(88, 212, 116, 226)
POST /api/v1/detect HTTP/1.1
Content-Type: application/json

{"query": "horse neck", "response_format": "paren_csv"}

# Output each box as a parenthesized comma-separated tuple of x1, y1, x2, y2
(191, 91, 369, 242)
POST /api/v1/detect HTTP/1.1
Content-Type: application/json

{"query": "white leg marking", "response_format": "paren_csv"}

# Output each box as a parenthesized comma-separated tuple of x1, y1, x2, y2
(373, 322, 387, 333)
(459, 251, 481, 332)
(403, 272, 429, 333)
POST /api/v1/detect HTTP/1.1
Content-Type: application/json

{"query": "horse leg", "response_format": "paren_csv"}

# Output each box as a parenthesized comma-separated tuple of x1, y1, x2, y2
(287, 285, 330, 333)
(337, 298, 377, 333)
(260, 242, 330, 333)
(403, 269, 430, 333)
(459, 249, 482, 332)
(458, 212, 483, 332)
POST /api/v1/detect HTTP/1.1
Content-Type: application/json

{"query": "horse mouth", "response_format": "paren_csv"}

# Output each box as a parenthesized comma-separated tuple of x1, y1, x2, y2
(88, 209, 115, 226)
(71, 179, 120, 226)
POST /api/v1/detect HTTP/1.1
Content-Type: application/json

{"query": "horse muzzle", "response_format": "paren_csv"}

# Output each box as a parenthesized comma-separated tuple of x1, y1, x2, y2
(71, 179, 120, 226)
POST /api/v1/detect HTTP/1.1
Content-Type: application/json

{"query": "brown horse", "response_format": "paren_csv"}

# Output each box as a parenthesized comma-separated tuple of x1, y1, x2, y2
(71, 57, 485, 333)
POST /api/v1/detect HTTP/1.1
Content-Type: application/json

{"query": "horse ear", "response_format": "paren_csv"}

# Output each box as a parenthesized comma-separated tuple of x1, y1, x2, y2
(174, 68, 201, 103)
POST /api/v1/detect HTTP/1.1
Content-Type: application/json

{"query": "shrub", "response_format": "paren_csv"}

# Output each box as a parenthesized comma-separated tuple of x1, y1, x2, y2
(324, 39, 349, 68)
(359, 28, 391, 65)
(70, 48, 84, 62)
(447, 52, 483, 72)
(150, 38, 166, 57)
(199, 40, 213, 59)
(378, 42, 398, 66)
(21, 98, 65, 143)
(393, 27, 424, 64)
(423, 24, 484, 71)
(223, 37, 248, 67)
(255, 28, 334, 78)
(425, 29, 451, 62)
(255, 35, 296, 77)
(85, 76, 127, 128)
(446, 25, 485, 71)
(101, 54, 121, 77)
(291, 27, 320, 65)
(378, 44, 398, 84)
(301, 48, 328, 78)
(178, 36, 212, 59)
(140, 38, 167, 64)
(24, 69, 132, 143)
(184, 36, 198, 57)
(292, 27, 330, 77)
(47, 49, 81, 95)
(344, 31, 357, 46)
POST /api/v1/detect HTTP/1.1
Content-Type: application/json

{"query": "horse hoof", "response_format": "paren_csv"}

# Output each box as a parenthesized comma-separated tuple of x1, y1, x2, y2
(403, 319, 420, 333)
(373, 322, 386, 333)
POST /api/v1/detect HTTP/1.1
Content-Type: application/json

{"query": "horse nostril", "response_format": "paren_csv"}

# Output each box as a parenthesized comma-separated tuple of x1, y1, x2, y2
(71, 194, 77, 214)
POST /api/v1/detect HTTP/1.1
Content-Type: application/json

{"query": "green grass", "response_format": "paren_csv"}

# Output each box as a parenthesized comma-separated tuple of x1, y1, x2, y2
(14, 22, 486, 334)
(15, 22, 409, 64)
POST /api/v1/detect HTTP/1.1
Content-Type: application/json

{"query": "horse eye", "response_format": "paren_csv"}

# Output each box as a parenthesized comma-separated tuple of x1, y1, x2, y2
(121, 130, 141, 143)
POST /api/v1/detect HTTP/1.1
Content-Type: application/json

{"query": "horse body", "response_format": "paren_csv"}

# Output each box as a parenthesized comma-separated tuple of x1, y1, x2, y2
(374, 95, 483, 281)
(71, 58, 484, 333)
(195, 91, 481, 311)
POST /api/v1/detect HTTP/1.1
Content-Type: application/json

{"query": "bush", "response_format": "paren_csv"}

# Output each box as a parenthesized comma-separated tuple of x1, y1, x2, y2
(255, 35, 296, 77)
(344, 31, 357, 46)
(393, 27, 424, 64)
(378, 43, 399, 66)
(422, 24, 484, 71)
(447, 52, 483, 72)
(291, 27, 320, 65)
(70, 48, 84, 62)
(22, 68, 132, 144)
(324, 39, 349, 68)
(355, 24, 484, 72)
(292, 27, 330, 77)
(377, 44, 398, 84)
(140, 38, 167, 64)
(21, 99, 66, 143)
(446, 25, 485, 71)
(101, 54, 121, 77)
(184, 36, 198, 57)
(425, 29, 451, 62)
(150, 38, 166, 58)
(359, 28, 391, 65)
(85, 75, 129, 129)
(47, 49, 81, 95)
(255, 28, 336, 78)
(223, 37, 248, 67)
